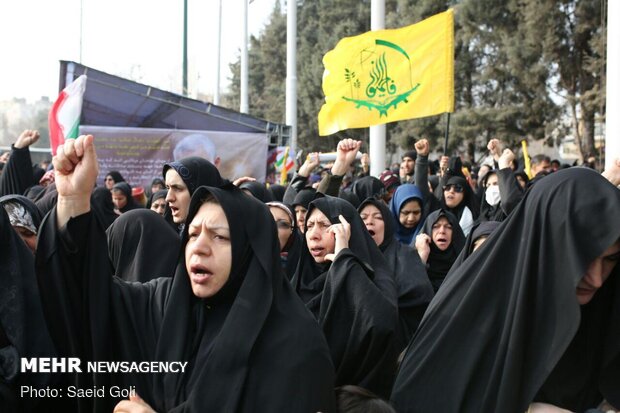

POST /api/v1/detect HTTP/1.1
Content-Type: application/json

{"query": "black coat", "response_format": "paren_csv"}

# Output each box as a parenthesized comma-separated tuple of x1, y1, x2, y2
(293, 195, 399, 398)
(391, 168, 620, 413)
(36, 184, 336, 412)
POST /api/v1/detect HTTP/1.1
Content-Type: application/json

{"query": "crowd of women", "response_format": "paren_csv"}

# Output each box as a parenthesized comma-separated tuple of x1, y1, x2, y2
(1, 129, 619, 413)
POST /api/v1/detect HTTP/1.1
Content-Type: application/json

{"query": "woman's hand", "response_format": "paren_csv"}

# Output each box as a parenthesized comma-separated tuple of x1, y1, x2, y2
(113, 393, 157, 413)
(324, 215, 351, 261)
(415, 234, 431, 264)
(528, 402, 573, 413)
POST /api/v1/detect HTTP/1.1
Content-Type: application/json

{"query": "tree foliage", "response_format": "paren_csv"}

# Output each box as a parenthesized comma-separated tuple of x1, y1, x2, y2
(225, 0, 605, 163)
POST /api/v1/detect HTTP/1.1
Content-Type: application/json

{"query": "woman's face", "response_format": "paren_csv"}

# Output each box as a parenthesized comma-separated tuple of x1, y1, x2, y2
(443, 184, 464, 208)
(294, 205, 308, 233)
(165, 169, 191, 224)
(185, 202, 232, 298)
(399, 199, 422, 229)
(431, 216, 453, 251)
(576, 240, 620, 305)
(305, 208, 335, 264)
(360, 204, 384, 246)
(14, 226, 37, 253)
(150, 198, 167, 216)
(269, 206, 293, 251)
(111, 191, 127, 210)
(105, 175, 116, 190)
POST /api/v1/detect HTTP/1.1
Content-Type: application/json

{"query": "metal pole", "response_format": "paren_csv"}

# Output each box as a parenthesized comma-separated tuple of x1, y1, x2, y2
(240, 0, 249, 113)
(369, 0, 386, 177)
(214, 0, 223, 105)
(79, 0, 83, 63)
(183, 0, 188, 96)
(286, 0, 298, 151)
(606, 0, 619, 169)
(443, 112, 451, 154)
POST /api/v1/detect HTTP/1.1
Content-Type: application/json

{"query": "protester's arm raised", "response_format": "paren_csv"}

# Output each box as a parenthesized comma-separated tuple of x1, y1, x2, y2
(52, 135, 99, 228)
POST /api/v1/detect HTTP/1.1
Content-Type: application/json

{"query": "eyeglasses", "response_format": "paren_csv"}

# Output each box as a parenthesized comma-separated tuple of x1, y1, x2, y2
(276, 220, 293, 230)
(443, 184, 464, 193)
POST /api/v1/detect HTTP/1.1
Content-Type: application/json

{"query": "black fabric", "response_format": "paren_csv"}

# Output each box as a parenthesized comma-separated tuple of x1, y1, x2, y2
(268, 183, 286, 202)
(358, 198, 434, 349)
(291, 188, 316, 210)
(292, 195, 398, 398)
(90, 187, 118, 230)
(112, 182, 140, 213)
(351, 176, 385, 203)
(162, 157, 225, 228)
(105, 170, 125, 184)
(34, 183, 59, 217)
(0, 202, 71, 411)
(391, 168, 620, 413)
(24, 184, 45, 201)
(239, 181, 274, 202)
(419, 209, 466, 292)
(479, 169, 524, 222)
(106, 209, 181, 282)
(0, 145, 36, 196)
(36, 184, 336, 412)
(0, 194, 43, 232)
(146, 189, 167, 209)
(441, 175, 479, 221)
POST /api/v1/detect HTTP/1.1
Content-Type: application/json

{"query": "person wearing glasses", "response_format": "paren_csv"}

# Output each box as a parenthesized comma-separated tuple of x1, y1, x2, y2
(440, 177, 479, 237)
(104, 170, 125, 190)
(266, 201, 302, 281)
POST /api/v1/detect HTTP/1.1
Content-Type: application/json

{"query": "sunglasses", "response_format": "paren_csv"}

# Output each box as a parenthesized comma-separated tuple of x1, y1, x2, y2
(443, 184, 464, 193)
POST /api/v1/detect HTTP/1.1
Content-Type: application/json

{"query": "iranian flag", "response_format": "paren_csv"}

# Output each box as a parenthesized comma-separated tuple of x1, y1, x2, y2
(48, 75, 87, 155)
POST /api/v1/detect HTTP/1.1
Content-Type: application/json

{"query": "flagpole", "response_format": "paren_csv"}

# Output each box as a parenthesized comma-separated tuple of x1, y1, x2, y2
(182, 0, 188, 96)
(606, 0, 619, 169)
(443, 112, 451, 153)
(214, 0, 222, 105)
(286, 0, 298, 153)
(369, 0, 386, 177)
(240, 0, 249, 113)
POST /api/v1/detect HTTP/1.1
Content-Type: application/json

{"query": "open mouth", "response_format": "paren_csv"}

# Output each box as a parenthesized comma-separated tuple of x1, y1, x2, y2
(309, 247, 325, 257)
(367, 229, 376, 236)
(190, 264, 213, 283)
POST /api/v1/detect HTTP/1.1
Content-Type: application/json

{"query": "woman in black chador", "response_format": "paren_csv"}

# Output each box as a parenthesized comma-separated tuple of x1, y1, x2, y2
(391, 167, 620, 413)
(293, 194, 399, 399)
(358, 198, 434, 349)
(36, 135, 336, 413)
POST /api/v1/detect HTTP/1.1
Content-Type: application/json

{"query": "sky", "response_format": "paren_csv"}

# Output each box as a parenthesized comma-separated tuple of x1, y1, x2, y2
(0, 0, 277, 102)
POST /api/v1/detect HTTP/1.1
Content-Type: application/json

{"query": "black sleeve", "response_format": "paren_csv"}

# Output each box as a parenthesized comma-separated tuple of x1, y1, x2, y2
(0, 145, 35, 196)
(415, 155, 431, 199)
(282, 173, 309, 204)
(497, 168, 524, 216)
(317, 173, 344, 197)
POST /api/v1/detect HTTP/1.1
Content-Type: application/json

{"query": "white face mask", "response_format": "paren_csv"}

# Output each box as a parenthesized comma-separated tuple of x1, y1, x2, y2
(485, 185, 501, 206)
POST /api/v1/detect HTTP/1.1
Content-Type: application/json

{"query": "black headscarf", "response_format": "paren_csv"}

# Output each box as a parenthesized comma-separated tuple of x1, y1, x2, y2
(268, 183, 286, 202)
(292, 188, 316, 211)
(162, 157, 225, 228)
(105, 170, 125, 184)
(106, 209, 180, 282)
(146, 189, 167, 210)
(391, 168, 620, 413)
(112, 182, 140, 213)
(441, 175, 479, 221)
(36, 184, 336, 412)
(0, 194, 42, 236)
(239, 181, 274, 202)
(419, 209, 466, 292)
(358, 198, 434, 349)
(351, 176, 385, 203)
(450, 220, 502, 272)
(292, 195, 398, 398)
(90, 187, 117, 230)
(0, 205, 68, 411)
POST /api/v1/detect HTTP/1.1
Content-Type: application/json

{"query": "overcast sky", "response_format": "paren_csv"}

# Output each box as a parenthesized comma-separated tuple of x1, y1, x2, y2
(0, 0, 277, 102)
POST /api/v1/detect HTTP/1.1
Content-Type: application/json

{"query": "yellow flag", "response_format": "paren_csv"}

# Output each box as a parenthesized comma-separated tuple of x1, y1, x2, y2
(318, 9, 454, 136)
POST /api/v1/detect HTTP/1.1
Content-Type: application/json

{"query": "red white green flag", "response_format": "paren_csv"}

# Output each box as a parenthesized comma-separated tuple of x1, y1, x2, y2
(48, 75, 87, 155)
